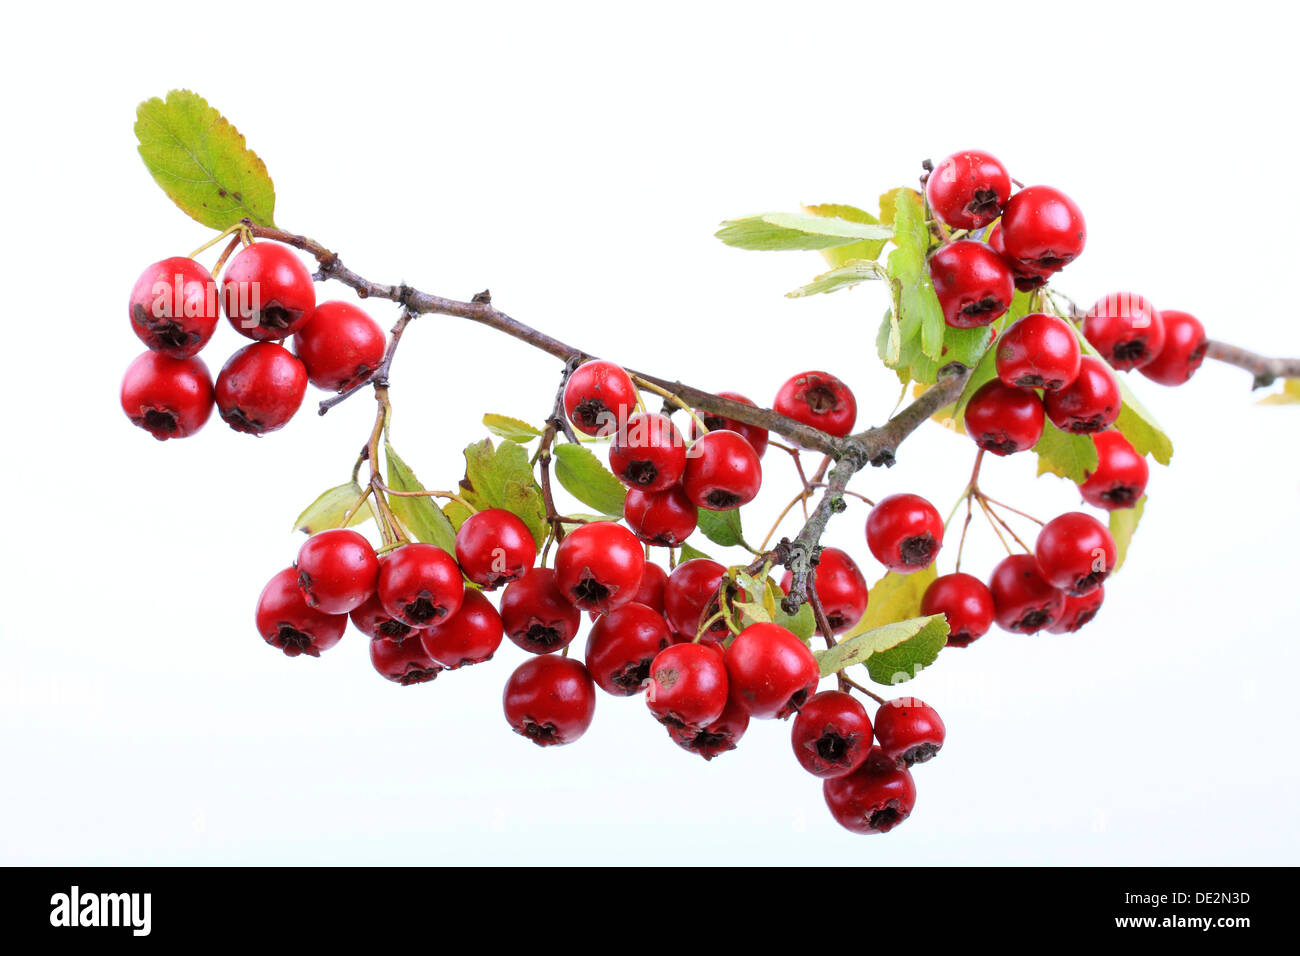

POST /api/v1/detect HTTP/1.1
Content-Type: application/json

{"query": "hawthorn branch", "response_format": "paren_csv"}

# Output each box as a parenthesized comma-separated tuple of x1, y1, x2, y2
(1205, 340, 1300, 389)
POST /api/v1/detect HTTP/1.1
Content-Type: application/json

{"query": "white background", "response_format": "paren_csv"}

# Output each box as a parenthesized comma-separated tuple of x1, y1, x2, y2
(2, 1, 1297, 865)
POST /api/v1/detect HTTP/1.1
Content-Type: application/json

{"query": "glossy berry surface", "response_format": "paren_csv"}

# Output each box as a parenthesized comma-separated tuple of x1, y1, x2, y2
(295, 528, 380, 615)
(554, 521, 645, 613)
(608, 412, 686, 492)
(996, 313, 1082, 390)
(998, 185, 1087, 273)
(922, 572, 995, 648)
(120, 351, 214, 441)
(349, 591, 420, 644)
(1048, 585, 1105, 634)
(1078, 429, 1148, 510)
(1140, 309, 1208, 386)
(663, 559, 732, 643)
(724, 623, 819, 719)
(691, 391, 769, 458)
(1034, 511, 1116, 596)
(454, 508, 537, 590)
(503, 655, 597, 747)
(667, 689, 750, 760)
(866, 493, 944, 573)
(645, 642, 730, 729)
(823, 747, 917, 835)
(681, 430, 763, 511)
(377, 543, 465, 627)
(369, 635, 442, 685)
(773, 371, 857, 438)
(791, 690, 873, 778)
(293, 300, 386, 392)
(630, 562, 668, 615)
(988, 221, 1053, 290)
(929, 240, 1014, 328)
(780, 547, 868, 635)
(215, 342, 308, 435)
(623, 485, 698, 547)
(925, 150, 1011, 229)
(963, 379, 1045, 456)
(1083, 293, 1166, 371)
(563, 359, 638, 436)
(221, 242, 316, 341)
(585, 602, 673, 696)
(1043, 356, 1121, 434)
(419, 588, 503, 669)
(988, 554, 1066, 634)
(874, 698, 945, 767)
(255, 567, 346, 658)
(129, 257, 220, 358)
(499, 568, 582, 654)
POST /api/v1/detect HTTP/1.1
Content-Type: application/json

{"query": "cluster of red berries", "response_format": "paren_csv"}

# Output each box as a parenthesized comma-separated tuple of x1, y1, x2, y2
(121, 243, 387, 439)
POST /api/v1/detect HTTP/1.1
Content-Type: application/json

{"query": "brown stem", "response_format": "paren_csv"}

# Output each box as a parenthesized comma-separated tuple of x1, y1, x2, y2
(1205, 340, 1300, 389)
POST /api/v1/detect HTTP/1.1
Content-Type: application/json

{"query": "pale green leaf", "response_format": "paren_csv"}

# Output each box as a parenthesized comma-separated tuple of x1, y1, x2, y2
(292, 481, 371, 534)
(716, 212, 892, 251)
(552, 442, 626, 517)
(483, 414, 543, 443)
(1257, 379, 1300, 405)
(1109, 495, 1147, 573)
(384, 443, 458, 553)
(841, 566, 938, 639)
(815, 615, 950, 685)
(696, 508, 745, 549)
(1033, 420, 1099, 483)
(802, 203, 889, 269)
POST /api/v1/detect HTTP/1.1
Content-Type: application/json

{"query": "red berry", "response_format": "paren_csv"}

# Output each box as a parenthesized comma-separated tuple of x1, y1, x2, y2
(774, 371, 857, 438)
(925, 150, 1011, 229)
(292, 301, 386, 392)
(563, 359, 638, 437)
(554, 521, 645, 613)
(120, 351, 214, 441)
(221, 242, 316, 341)
(664, 559, 733, 643)
(724, 623, 819, 719)
(623, 485, 698, 547)
(419, 588, 503, 669)
(929, 240, 1014, 328)
(988, 554, 1066, 634)
(921, 572, 995, 648)
(630, 562, 668, 614)
(646, 642, 730, 728)
(499, 568, 582, 654)
(1140, 309, 1208, 386)
(874, 697, 945, 767)
(666, 687, 750, 760)
(377, 543, 465, 627)
(585, 602, 673, 696)
(963, 379, 1045, 456)
(295, 528, 380, 615)
(454, 508, 537, 590)
(1047, 584, 1105, 634)
(369, 635, 442, 685)
(1034, 511, 1116, 596)
(1083, 293, 1166, 371)
(866, 494, 944, 573)
(823, 747, 917, 834)
(349, 590, 421, 643)
(1078, 429, 1148, 510)
(691, 392, 769, 458)
(255, 567, 346, 658)
(215, 342, 308, 435)
(503, 655, 597, 747)
(609, 412, 686, 492)
(682, 430, 763, 511)
(1043, 355, 1121, 434)
(988, 221, 1053, 290)
(996, 313, 1082, 390)
(791, 690, 873, 778)
(779, 547, 868, 635)
(128, 257, 219, 358)
(998, 185, 1087, 274)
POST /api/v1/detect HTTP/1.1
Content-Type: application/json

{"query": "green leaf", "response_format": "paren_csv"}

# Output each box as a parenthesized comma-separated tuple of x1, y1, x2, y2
(786, 259, 887, 298)
(1109, 495, 1146, 573)
(1033, 420, 1099, 483)
(774, 601, 816, 642)
(1257, 379, 1300, 405)
(715, 212, 892, 251)
(885, 189, 946, 362)
(815, 615, 950, 686)
(292, 481, 371, 534)
(135, 90, 276, 229)
(453, 439, 550, 547)
(802, 203, 889, 269)
(551, 443, 626, 517)
(384, 443, 458, 553)
(696, 508, 745, 549)
(842, 565, 938, 638)
(678, 542, 713, 563)
(482, 414, 542, 443)
(1075, 330, 1173, 465)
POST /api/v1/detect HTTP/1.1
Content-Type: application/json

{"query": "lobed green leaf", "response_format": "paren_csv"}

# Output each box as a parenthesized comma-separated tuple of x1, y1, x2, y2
(482, 414, 543, 443)
(815, 615, 949, 685)
(1033, 420, 1099, 483)
(551, 443, 627, 517)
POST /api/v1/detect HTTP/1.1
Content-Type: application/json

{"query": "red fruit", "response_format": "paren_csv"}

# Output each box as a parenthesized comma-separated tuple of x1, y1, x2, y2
(623, 485, 698, 547)
(691, 392, 769, 458)
(1140, 309, 1208, 386)
(295, 528, 380, 615)
(292, 301, 386, 392)
(630, 562, 668, 614)
(128, 257, 219, 358)
(221, 242, 316, 341)
(664, 559, 733, 643)
(779, 547, 868, 635)
(1083, 293, 1166, 371)
(1034, 511, 1116, 596)
(998, 185, 1087, 274)
(349, 591, 421, 643)
(988, 554, 1066, 634)
(503, 655, 597, 747)
(791, 690, 873, 778)
(963, 379, 1045, 456)
(215, 342, 308, 435)
(609, 412, 686, 492)
(1047, 584, 1105, 634)
(666, 688, 750, 760)
(996, 313, 1082, 390)
(255, 567, 346, 658)
(121, 352, 215, 440)
(369, 636, 441, 685)
(774, 371, 857, 438)
(681, 430, 763, 511)
(454, 508, 537, 590)
(1043, 355, 1121, 434)
(874, 697, 945, 767)
(921, 572, 995, 648)
(499, 568, 582, 654)
(865, 494, 944, 573)
(926, 150, 1011, 229)
(823, 747, 917, 834)
(554, 521, 645, 613)
(929, 240, 1014, 329)
(563, 359, 638, 437)
(1078, 430, 1148, 510)
(724, 623, 819, 719)
(585, 602, 673, 696)
(419, 588, 503, 669)
(646, 642, 730, 728)
(377, 543, 465, 627)
(988, 221, 1052, 291)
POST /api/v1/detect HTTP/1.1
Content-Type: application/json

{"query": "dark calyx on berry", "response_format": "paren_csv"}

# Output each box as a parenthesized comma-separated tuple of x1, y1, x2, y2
(402, 592, 445, 624)
(961, 296, 1003, 321)
(869, 803, 907, 833)
(611, 661, 651, 694)
(701, 413, 727, 431)
(376, 618, 415, 641)
(1016, 606, 1055, 631)
(395, 666, 440, 686)
(571, 574, 612, 607)
(672, 725, 739, 760)
(1112, 339, 1151, 365)
(964, 189, 1002, 221)
(220, 406, 264, 435)
(134, 307, 200, 351)
(1101, 485, 1140, 507)
(273, 625, 317, 657)
(815, 731, 852, 765)
(705, 490, 743, 509)
(256, 302, 303, 332)
(623, 460, 660, 485)
(976, 433, 1022, 456)
(804, 384, 839, 412)
(572, 398, 610, 431)
(899, 742, 940, 767)
(899, 534, 936, 567)
(520, 721, 561, 746)
(524, 622, 566, 651)
(138, 409, 178, 434)
(1072, 570, 1107, 594)
(1013, 373, 1064, 390)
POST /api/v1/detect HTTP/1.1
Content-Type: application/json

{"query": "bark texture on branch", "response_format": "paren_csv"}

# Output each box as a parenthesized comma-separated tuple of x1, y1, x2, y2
(1206, 340, 1300, 389)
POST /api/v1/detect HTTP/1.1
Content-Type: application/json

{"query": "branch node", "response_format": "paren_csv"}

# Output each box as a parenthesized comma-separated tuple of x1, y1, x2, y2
(472, 289, 493, 304)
